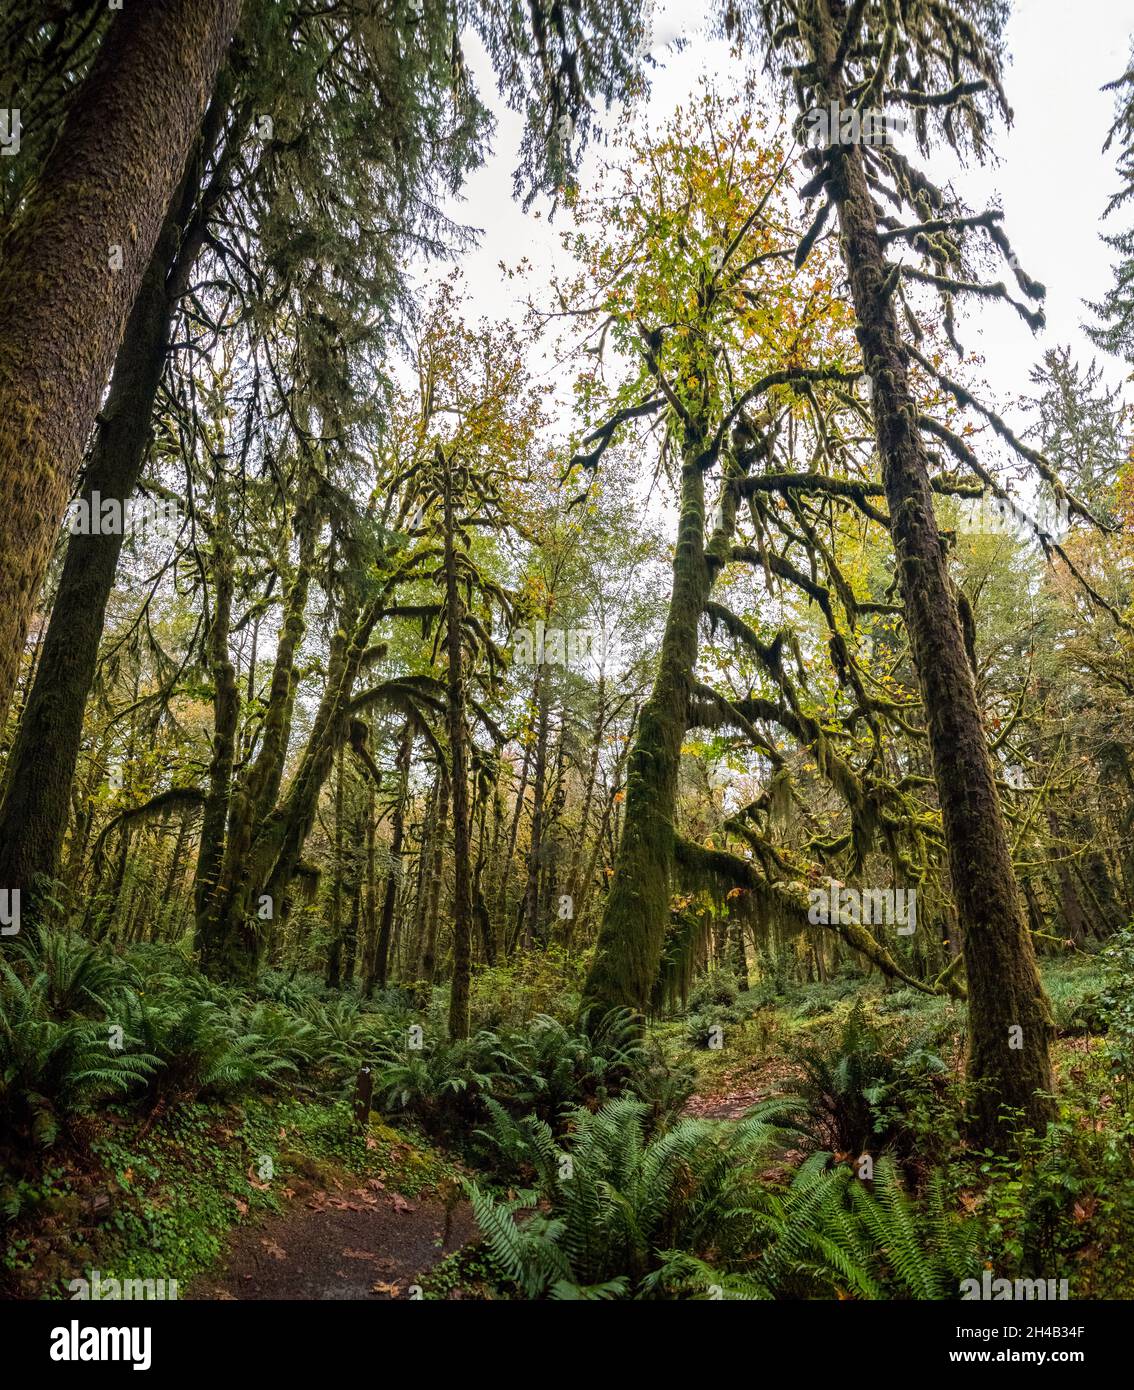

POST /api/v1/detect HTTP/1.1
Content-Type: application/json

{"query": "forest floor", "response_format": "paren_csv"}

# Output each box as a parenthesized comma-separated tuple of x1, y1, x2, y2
(188, 1176, 476, 1300)
(3, 952, 1113, 1301)
(187, 1048, 806, 1300)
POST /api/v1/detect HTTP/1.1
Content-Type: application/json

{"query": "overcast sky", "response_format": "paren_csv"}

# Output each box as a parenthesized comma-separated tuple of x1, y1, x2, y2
(427, 0, 1132, 433)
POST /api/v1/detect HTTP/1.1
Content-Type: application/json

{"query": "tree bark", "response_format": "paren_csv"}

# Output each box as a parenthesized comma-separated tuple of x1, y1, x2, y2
(582, 448, 710, 1016)
(441, 448, 474, 1040)
(370, 721, 413, 992)
(803, 0, 1055, 1142)
(0, 86, 237, 916)
(0, 0, 242, 729)
(421, 774, 449, 984)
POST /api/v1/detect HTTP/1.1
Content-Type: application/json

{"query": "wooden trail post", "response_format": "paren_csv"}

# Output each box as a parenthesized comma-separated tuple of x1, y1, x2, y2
(352, 1065, 373, 1130)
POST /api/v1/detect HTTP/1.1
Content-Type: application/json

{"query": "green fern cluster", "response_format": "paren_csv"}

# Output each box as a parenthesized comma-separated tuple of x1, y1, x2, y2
(370, 1009, 689, 1154)
(0, 929, 412, 1158)
(0, 956, 157, 1148)
(470, 1094, 796, 1297)
(758, 1154, 981, 1299)
(470, 1094, 981, 1300)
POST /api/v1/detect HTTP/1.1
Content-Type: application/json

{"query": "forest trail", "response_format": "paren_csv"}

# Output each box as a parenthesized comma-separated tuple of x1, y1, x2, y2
(188, 1175, 476, 1301)
(683, 1043, 802, 1121)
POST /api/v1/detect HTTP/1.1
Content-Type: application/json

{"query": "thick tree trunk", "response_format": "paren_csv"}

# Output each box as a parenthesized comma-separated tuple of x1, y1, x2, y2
(582, 450, 709, 1016)
(0, 89, 236, 916)
(0, 0, 242, 729)
(805, 0, 1055, 1143)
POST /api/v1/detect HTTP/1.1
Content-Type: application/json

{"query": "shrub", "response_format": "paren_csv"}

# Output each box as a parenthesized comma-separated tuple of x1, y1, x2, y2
(469, 1095, 795, 1297)
(0, 958, 157, 1150)
(371, 1009, 689, 1160)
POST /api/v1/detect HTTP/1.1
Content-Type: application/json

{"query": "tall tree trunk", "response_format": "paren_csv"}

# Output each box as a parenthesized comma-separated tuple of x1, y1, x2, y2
(162, 812, 192, 941)
(583, 451, 709, 1016)
(803, 0, 1055, 1142)
(519, 657, 552, 947)
(421, 774, 449, 985)
(0, 87, 237, 917)
(409, 775, 437, 982)
(193, 469, 240, 966)
(573, 717, 636, 937)
(538, 720, 568, 942)
(0, 0, 242, 728)
(342, 798, 365, 988)
(325, 744, 347, 989)
(494, 733, 533, 936)
(370, 722, 413, 993)
(564, 669, 607, 918)
(361, 784, 378, 991)
(441, 449, 474, 1040)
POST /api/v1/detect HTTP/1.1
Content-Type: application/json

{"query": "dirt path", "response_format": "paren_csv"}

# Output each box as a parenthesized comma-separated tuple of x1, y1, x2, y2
(682, 1047, 800, 1121)
(683, 1085, 775, 1120)
(187, 1177, 477, 1301)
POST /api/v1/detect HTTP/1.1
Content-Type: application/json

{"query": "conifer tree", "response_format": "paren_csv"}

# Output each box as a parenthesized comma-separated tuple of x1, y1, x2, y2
(727, 0, 1112, 1140)
(1089, 42, 1134, 362)
(0, 0, 243, 731)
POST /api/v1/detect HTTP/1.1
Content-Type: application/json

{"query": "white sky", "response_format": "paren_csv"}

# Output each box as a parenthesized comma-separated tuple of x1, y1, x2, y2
(428, 0, 1133, 429)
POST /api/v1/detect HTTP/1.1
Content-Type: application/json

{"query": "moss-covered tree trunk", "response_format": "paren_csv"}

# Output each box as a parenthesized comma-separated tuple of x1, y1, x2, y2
(441, 449, 474, 1040)
(0, 87, 237, 919)
(805, 0, 1055, 1143)
(421, 773, 449, 984)
(369, 721, 413, 992)
(193, 475, 240, 967)
(582, 443, 710, 1016)
(0, 0, 242, 730)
